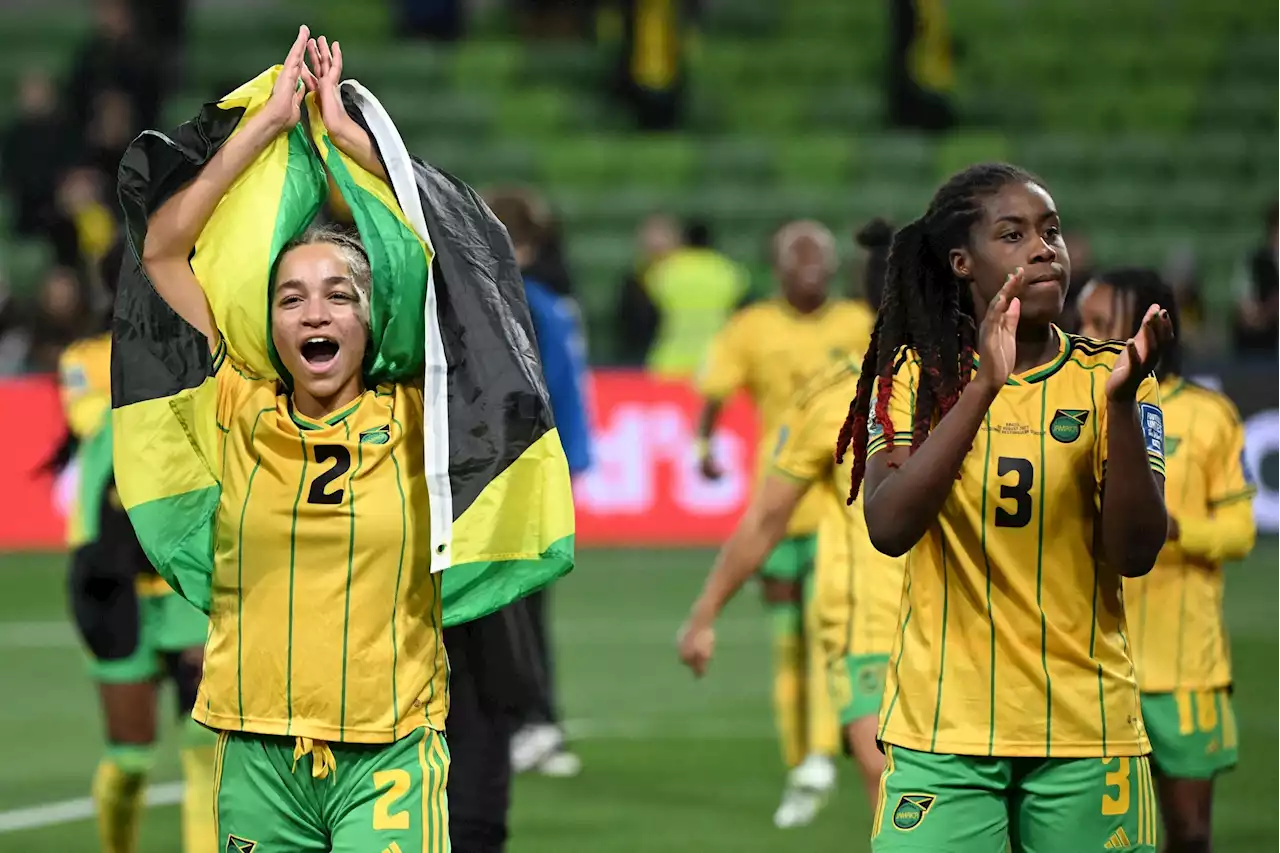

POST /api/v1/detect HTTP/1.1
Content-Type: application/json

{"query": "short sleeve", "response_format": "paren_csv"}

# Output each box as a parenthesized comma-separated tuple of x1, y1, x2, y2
(1097, 374, 1165, 484)
(1207, 399, 1256, 509)
(773, 384, 846, 484)
(696, 313, 750, 400)
(865, 350, 920, 458)
(213, 337, 269, 430)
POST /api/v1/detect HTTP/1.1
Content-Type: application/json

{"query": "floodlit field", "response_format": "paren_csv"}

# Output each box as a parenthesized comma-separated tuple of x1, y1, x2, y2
(1, 544, 1276, 851)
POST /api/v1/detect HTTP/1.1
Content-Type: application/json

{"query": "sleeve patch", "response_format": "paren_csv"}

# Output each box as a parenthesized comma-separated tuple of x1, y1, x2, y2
(1139, 403, 1164, 457)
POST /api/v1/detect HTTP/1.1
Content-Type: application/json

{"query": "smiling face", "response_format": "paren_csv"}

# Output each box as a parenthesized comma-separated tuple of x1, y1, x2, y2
(949, 180, 1071, 327)
(271, 242, 369, 413)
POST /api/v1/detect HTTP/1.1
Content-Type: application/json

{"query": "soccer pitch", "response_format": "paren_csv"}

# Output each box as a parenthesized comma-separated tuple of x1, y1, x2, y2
(1, 544, 1276, 852)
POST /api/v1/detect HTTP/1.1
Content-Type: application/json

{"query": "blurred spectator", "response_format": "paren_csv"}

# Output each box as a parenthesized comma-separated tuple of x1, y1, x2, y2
(25, 267, 92, 374)
(129, 0, 189, 69)
(400, 0, 465, 41)
(1163, 247, 1213, 355)
(52, 167, 119, 274)
(853, 217, 894, 310)
(613, 212, 680, 365)
(1060, 228, 1094, 332)
(0, 71, 72, 237)
(0, 275, 34, 376)
(83, 88, 137, 179)
(519, 0, 599, 40)
(1232, 201, 1279, 353)
(888, 0, 956, 133)
(65, 0, 163, 135)
(610, 0, 697, 131)
(643, 218, 747, 378)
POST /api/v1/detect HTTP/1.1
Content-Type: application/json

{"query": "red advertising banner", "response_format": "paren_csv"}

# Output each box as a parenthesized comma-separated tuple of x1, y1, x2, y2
(574, 371, 759, 546)
(0, 376, 66, 550)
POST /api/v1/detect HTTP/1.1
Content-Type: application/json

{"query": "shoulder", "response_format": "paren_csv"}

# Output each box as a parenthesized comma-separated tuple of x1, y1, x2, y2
(1180, 380, 1243, 428)
(794, 357, 860, 411)
(1063, 333, 1127, 371)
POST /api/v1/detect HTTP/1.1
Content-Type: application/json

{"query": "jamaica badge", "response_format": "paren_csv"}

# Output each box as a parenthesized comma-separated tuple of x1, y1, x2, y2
(891, 793, 936, 830)
(226, 836, 257, 853)
(1049, 409, 1090, 444)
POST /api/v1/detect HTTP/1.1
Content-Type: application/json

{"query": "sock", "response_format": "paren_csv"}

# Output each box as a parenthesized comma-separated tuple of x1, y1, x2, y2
(803, 576, 841, 758)
(770, 603, 807, 769)
(181, 719, 219, 853)
(92, 743, 153, 853)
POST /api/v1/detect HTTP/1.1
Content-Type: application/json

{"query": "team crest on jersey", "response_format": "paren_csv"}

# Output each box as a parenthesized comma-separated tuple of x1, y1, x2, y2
(359, 425, 391, 445)
(1139, 403, 1164, 455)
(1164, 436, 1181, 457)
(1049, 409, 1090, 444)
(226, 835, 257, 853)
(868, 419, 885, 439)
(891, 793, 936, 830)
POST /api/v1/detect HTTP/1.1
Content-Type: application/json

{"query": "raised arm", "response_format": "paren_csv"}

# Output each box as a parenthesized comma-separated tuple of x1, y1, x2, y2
(142, 26, 313, 350)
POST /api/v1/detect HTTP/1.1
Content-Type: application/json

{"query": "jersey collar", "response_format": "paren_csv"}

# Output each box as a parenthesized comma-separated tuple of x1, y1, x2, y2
(287, 395, 363, 431)
(971, 325, 1070, 386)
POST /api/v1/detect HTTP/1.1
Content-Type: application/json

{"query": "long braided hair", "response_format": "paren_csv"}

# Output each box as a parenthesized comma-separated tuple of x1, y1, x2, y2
(1092, 267, 1182, 381)
(835, 163, 1044, 503)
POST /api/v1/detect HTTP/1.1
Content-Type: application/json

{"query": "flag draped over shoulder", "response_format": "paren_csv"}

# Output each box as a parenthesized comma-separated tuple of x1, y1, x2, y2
(111, 67, 575, 625)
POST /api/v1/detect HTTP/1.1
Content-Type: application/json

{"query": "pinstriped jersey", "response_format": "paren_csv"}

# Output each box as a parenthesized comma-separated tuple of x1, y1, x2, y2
(773, 358, 906, 662)
(868, 327, 1163, 758)
(1125, 377, 1255, 692)
(195, 341, 449, 743)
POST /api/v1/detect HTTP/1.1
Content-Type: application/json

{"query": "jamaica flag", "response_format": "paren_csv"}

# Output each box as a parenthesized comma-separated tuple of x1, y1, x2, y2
(111, 67, 574, 625)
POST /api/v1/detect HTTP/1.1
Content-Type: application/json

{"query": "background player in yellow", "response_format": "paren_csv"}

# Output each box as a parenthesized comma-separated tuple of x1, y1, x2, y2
(838, 164, 1173, 852)
(58, 245, 215, 853)
(1077, 268, 1255, 853)
(137, 30, 449, 852)
(679, 354, 908, 813)
(694, 219, 875, 826)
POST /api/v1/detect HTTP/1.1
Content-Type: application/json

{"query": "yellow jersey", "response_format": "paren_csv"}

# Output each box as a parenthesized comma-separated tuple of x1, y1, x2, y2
(867, 329, 1164, 758)
(196, 342, 449, 743)
(1124, 378, 1256, 693)
(699, 298, 876, 535)
(773, 358, 906, 664)
(59, 335, 112, 550)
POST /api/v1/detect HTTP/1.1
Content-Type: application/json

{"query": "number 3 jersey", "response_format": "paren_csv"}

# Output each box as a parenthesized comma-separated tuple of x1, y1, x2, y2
(866, 328, 1164, 759)
(195, 341, 449, 743)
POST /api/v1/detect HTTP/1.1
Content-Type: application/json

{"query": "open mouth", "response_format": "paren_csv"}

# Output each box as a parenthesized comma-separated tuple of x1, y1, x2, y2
(300, 336, 340, 367)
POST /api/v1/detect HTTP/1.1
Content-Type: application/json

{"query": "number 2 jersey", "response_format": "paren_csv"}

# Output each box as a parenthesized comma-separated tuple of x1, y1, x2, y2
(195, 341, 449, 743)
(867, 328, 1164, 758)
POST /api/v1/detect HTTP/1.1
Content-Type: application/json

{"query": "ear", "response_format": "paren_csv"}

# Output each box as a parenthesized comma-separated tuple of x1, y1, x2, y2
(949, 247, 972, 281)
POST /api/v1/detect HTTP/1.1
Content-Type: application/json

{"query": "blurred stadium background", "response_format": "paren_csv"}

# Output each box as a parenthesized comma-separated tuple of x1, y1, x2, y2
(0, 0, 1275, 851)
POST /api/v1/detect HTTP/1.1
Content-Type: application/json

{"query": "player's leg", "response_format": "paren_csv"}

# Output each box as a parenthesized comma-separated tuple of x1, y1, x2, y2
(870, 745, 1010, 852)
(1009, 755, 1158, 853)
(70, 548, 157, 853)
(329, 727, 452, 853)
(509, 586, 579, 777)
(801, 557, 841, 761)
(157, 592, 216, 853)
(213, 731, 329, 852)
(1142, 690, 1239, 853)
(831, 653, 891, 806)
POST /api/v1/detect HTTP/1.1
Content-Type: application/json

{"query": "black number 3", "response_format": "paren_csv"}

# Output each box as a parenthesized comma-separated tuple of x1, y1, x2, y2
(995, 456, 1034, 528)
(307, 445, 351, 505)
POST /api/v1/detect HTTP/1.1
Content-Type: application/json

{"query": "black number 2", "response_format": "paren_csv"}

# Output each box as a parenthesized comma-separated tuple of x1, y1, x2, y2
(307, 445, 351, 505)
(994, 456, 1034, 528)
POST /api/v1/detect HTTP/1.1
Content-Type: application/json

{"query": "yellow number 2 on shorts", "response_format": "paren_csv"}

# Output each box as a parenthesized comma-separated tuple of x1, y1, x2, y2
(373, 769, 412, 831)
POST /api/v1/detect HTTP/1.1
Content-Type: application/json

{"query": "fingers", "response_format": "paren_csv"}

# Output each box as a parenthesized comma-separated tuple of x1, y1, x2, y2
(287, 24, 310, 65)
(319, 35, 333, 71)
(307, 37, 321, 75)
(331, 40, 343, 78)
(986, 267, 1026, 318)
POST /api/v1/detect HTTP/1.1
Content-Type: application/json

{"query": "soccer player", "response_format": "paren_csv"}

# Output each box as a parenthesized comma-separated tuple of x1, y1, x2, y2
(1076, 268, 1255, 853)
(839, 163, 1173, 852)
(138, 30, 449, 851)
(60, 243, 215, 853)
(679, 353, 908, 809)
(695, 219, 875, 827)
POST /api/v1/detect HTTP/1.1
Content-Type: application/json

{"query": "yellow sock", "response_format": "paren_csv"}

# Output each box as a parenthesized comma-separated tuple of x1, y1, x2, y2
(92, 745, 152, 853)
(804, 582, 841, 758)
(181, 720, 219, 853)
(771, 604, 807, 768)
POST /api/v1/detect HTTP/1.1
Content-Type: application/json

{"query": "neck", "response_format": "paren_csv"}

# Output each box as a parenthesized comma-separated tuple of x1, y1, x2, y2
(1012, 323, 1059, 373)
(292, 381, 364, 421)
(784, 292, 827, 315)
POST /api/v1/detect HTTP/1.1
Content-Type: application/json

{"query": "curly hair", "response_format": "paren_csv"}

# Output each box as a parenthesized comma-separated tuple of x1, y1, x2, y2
(1091, 266, 1182, 380)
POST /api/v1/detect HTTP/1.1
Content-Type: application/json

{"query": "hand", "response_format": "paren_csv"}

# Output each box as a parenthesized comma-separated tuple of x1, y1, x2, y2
(677, 613, 716, 677)
(974, 267, 1026, 392)
(306, 35, 357, 139)
(263, 25, 311, 132)
(1106, 304, 1174, 401)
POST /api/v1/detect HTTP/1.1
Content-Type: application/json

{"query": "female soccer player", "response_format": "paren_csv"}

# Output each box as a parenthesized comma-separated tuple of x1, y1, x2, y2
(840, 163, 1173, 852)
(60, 244, 215, 853)
(139, 29, 449, 851)
(1077, 268, 1255, 853)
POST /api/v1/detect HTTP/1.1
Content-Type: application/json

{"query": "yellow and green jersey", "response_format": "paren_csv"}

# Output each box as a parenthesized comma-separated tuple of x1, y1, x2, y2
(773, 358, 906, 664)
(699, 298, 876, 536)
(644, 247, 748, 377)
(868, 328, 1164, 758)
(195, 342, 449, 743)
(59, 334, 113, 550)
(1125, 377, 1255, 694)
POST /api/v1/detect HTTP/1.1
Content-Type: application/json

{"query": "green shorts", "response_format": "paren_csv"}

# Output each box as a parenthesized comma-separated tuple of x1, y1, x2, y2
(830, 653, 889, 726)
(89, 592, 208, 684)
(760, 534, 817, 583)
(214, 727, 450, 853)
(872, 745, 1158, 852)
(1141, 689, 1238, 780)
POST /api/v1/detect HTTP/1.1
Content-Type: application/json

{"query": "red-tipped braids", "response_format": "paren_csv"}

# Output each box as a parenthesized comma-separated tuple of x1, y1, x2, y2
(835, 164, 1042, 504)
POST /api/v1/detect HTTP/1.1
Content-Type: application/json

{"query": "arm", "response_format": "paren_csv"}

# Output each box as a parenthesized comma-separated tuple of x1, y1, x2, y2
(694, 317, 747, 478)
(1098, 396, 1168, 577)
(1173, 500, 1256, 564)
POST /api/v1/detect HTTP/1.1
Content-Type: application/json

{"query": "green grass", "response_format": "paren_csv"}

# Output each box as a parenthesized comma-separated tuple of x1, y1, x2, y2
(0, 543, 1276, 851)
